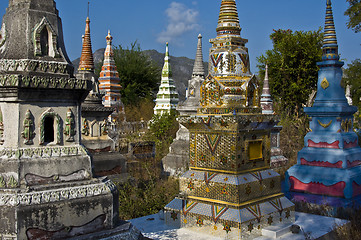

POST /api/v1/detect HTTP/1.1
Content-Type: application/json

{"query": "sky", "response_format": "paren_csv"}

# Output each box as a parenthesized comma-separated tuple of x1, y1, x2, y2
(0, 0, 359, 74)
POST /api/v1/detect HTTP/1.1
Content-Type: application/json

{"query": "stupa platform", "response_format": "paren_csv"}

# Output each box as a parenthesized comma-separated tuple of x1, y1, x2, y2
(130, 211, 348, 240)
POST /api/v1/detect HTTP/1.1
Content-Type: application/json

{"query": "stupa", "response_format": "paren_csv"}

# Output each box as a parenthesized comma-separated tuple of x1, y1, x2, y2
(261, 65, 288, 168)
(0, 0, 142, 239)
(77, 15, 115, 152)
(163, 34, 205, 176)
(164, 1, 294, 239)
(154, 42, 179, 115)
(177, 34, 205, 116)
(286, 0, 361, 204)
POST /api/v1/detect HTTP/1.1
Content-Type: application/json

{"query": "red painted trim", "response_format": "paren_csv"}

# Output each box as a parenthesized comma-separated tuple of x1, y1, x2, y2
(344, 140, 358, 149)
(300, 158, 342, 168)
(308, 140, 340, 149)
(347, 160, 361, 168)
(289, 176, 345, 197)
(353, 181, 361, 197)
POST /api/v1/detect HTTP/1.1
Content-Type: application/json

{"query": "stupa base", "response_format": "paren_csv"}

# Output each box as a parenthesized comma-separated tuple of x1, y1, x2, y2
(164, 195, 294, 240)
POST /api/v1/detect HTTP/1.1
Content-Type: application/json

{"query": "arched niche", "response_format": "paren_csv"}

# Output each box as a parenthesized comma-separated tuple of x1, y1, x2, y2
(90, 120, 100, 137)
(39, 108, 62, 145)
(33, 17, 60, 58)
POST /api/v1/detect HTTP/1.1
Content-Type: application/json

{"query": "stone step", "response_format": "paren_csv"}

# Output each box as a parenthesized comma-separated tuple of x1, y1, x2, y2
(261, 223, 292, 239)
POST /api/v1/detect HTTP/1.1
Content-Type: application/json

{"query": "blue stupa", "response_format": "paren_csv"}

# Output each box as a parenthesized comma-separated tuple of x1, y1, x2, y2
(286, 0, 361, 202)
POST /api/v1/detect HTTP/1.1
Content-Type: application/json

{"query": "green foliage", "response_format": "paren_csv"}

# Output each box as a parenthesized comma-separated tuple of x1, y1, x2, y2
(117, 161, 179, 220)
(147, 111, 179, 160)
(344, 59, 361, 109)
(343, 59, 361, 132)
(113, 41, 161, 106)
(257, 29, 323, 117)
(345, 0, 361, 33)
(123, 97, 155, 122)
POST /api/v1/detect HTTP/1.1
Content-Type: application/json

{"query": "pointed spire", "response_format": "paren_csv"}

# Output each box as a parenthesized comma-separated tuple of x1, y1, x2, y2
(260, 65, 274, 114)
(322, 0, 339, 61)
(78, 16, 94, 71)
(192, 34, 205, 78)
(98, 30, 122, 108)
(216, 0, 241, 36)
(162, 42, 172, 78)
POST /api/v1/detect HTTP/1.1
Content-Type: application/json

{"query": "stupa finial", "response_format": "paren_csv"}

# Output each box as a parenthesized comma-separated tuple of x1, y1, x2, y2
(162, 42, 172, 77)
(192, 34, 205, 78)
(78, 6, 94, 72)
(322, 0, 339, 61)
(216, 0, 241, 36)
(260, 64, 274, 114)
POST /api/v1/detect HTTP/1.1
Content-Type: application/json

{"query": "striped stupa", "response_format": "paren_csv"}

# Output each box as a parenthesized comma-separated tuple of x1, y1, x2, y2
(98, 31, 122, 108)
(154, 43, 179, 115)
(322, 0, 339, 61)
(216, 0, 241, 36)
(78, 17, 95, 71)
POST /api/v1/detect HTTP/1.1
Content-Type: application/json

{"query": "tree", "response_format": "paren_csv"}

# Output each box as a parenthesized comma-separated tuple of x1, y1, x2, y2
(345, 0, 361, 33)
(257, 29, 323, 117)
(344, 59, 361, 109)
(113, 42, 160, 106)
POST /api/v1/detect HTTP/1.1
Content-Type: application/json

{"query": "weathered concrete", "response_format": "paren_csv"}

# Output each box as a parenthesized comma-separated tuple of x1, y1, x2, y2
(0, 0, 142, 239)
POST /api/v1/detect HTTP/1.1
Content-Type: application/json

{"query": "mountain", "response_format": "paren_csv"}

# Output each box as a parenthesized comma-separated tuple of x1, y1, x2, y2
(72, 49, 208, 102)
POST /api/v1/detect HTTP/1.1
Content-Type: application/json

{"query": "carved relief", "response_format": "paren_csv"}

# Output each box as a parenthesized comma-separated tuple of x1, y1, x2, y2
(101, 119, 108, 136)
(226, 52, 236, 73)
(81, 119, 89, 136)
(33, 17, 60, 58)
(200, 76, 223, 107)
(0, 179, 116, 207)
(0, 73, 88, 90)
(25, 170, 90, 186)
(0, 107, 4, 145)
(64, 109, 76, 142)
(0, 173, 18, 189)
(39, 108, 62, 145)
(21, 110, 35, 145)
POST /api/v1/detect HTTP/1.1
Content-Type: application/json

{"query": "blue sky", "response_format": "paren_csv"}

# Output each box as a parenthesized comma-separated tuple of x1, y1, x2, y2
(0, 0, 359, 73)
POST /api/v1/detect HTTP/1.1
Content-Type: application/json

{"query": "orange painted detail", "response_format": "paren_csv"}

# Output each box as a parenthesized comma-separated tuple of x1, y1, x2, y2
(78, 17, 95, 71)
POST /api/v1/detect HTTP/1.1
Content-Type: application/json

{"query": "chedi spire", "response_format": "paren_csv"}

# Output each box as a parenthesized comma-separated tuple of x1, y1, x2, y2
(322, 0, 339, 61)
(154, 42, 179, 115)
(192, 34, 205, 78)
(216, 0, 241, 36)
(260, 65, 274, 114)
(78, 16, 94, 71)
(162, 42, 172, 78)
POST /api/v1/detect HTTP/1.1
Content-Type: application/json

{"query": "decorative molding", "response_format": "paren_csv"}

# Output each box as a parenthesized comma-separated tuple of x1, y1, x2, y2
(39, 108, 62, 145)
(25, 169, 90, 186)
(0, 179, 116, 207)
(318, 120, 332, 128)
(0, 145, 88, 160)
(0, 107, 4, 145)
(21, 110, 35, 145)
(0, 73, 89, 90)
(321, 78, 329, 90)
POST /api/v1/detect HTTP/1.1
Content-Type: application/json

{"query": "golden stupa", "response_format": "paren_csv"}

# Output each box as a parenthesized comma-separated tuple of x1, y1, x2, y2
(164, 1, 295, 239)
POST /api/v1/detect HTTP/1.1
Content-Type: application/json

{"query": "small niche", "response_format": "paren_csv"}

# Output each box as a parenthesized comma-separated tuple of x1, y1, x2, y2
(44, 116, 54, 143)
(40, 27, 49, 56)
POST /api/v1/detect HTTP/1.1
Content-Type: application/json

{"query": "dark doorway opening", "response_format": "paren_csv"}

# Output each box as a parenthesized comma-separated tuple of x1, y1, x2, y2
(44, 116, 54, 143)
(40, 27, 49, 56)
